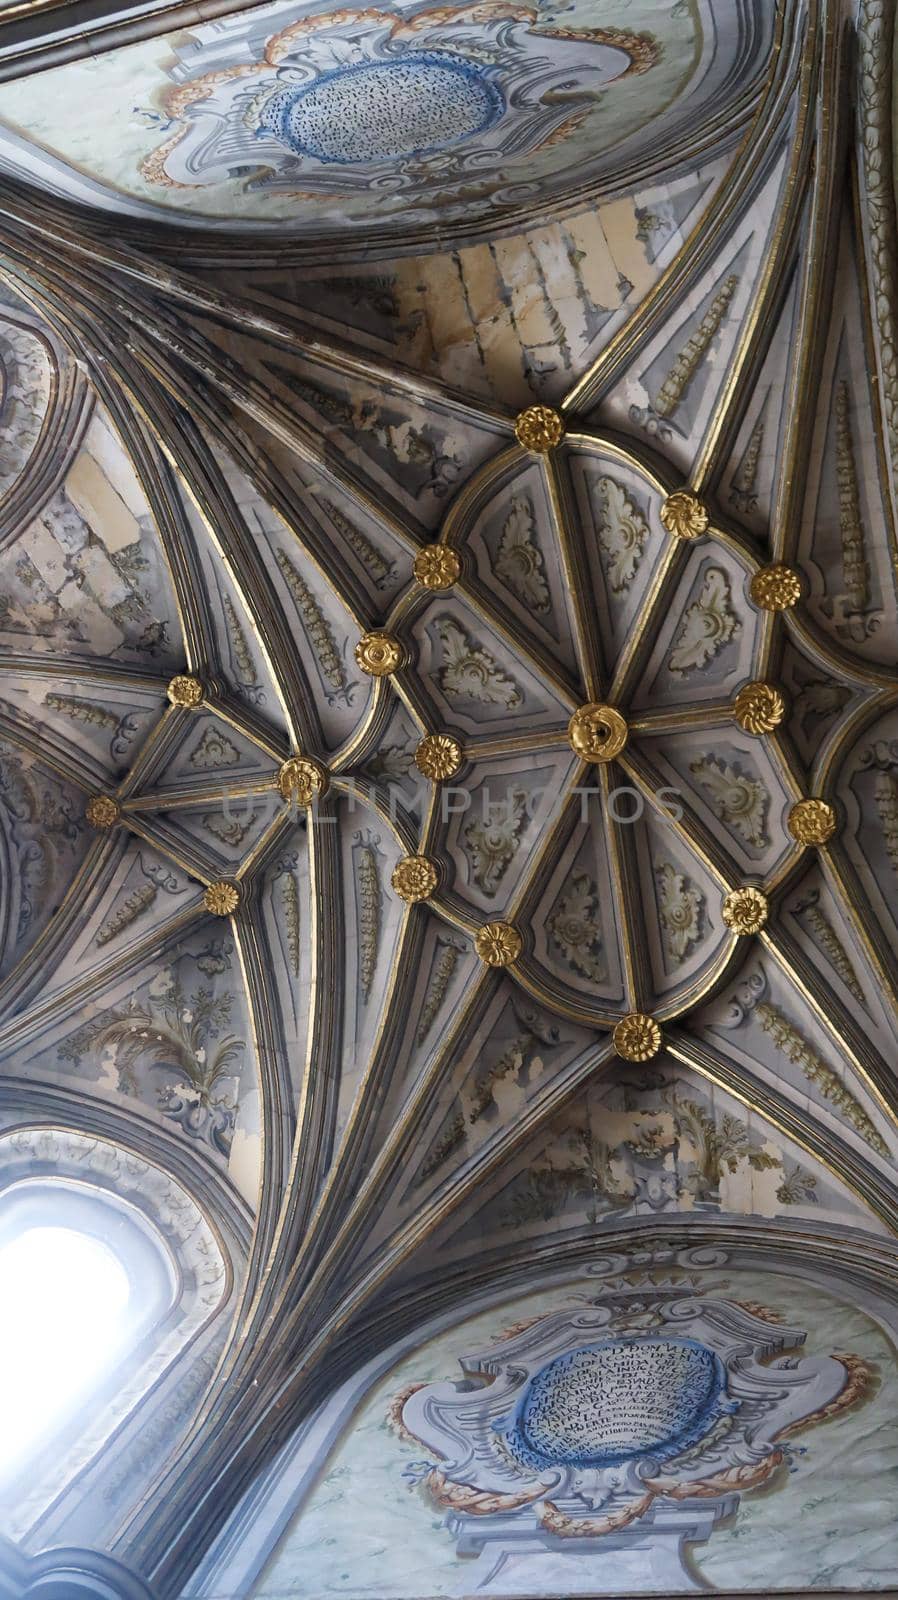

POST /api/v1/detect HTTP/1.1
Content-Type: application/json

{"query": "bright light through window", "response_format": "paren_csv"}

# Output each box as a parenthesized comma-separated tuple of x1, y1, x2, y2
(0, 1226, 131, 1468)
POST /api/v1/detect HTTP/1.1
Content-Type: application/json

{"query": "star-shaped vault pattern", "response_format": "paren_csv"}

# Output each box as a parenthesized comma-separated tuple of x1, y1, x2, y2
(0, 0, 898, 1583)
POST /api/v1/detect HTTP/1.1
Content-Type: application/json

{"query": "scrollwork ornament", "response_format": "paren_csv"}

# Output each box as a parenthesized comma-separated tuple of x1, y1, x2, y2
(514, 405, 566, 453)
(613, 1012, 662, 1060)
(413, 545, 461, 590)
(722, 886, 769, 935)
(660, 490, 709, 540)
(355, 631, 404, 675)
(733, 681, 786, 734)
(203, 881, 240, 916)
(415, 732, 463, 781)
(391, 854, 439, 902)
(475, 921, 523, 966)
(85, 794, 121, 830)
(167, 674, 204, 707)
(749, 564, 802, 610)
(788, 798, 837, 846)
(718, 965, 769, 1027)
(857, 738, 898, 771)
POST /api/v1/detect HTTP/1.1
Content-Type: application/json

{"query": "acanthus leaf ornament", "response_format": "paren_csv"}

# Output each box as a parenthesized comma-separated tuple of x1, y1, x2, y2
(690, 755, 770, 847)
(595, 475, 650, 592)
(85, 794, 121, 830)
(749, 563, 802, 610)
(189, 727, 240, 770)
(167, 674, 204, 707)
(413, 545, 461, 590)
(514, 405, 565, 453)
(495, 495, 551, 612)
(668, 567, 739, 676)
(436, 618, 522, 708)
(464, 786, 527, 895)
(655, 863, 704, 961)
(568, 703, 628, 762)
(755, 1000, 888, 1156)
(355, 631, 404, 676)
(833, 379, 871, 613)
(660, 490, 709, 541)
(613, 1012, 662, 1061)
(417, 938, 465, 1044)
(722, 886, 769, 935)
(203, 881, 240, 917)
(547, 873, 604, 981)
(475, 921, 523, 966)
(391, 854, 439, 903)
(733, 681, 786, 734)
(277, 755, 329, 807)
(788, 798, 837, 846)
(415, 732, 464, 781)
(652, 273, 739, 423)
(275, 548, 350, 701)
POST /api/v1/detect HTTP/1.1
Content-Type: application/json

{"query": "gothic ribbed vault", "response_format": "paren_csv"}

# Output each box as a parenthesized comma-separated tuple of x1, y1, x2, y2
(0, 0, 897, 1593)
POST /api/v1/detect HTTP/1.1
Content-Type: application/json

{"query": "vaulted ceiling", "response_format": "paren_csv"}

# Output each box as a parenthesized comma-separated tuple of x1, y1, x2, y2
(1, 0, 897, 1585)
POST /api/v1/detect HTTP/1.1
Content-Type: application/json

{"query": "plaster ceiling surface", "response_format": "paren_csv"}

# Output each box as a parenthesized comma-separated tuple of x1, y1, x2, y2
(0, 0, 771, 240)
(1, 0, 898, 1587)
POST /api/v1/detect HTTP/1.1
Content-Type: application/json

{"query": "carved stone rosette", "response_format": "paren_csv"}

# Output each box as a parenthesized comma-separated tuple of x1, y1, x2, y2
(355, 631, 404, 675)
(514, 405, 566, 453)
(660, 489, 709, 540)
(475, 920, 523, 966)
(415, 732, 464, 780)
(85, 794, 121, 829)
(749, 563, 802, 610)
(733, 680, 786, 734)
(277, 754, 329, 806)
(722, 885, 769, 934)
(391, 854, 439, 902)
(203, 880, 240, 916)
(167, 674, 205, 707)
(788, 798, 838, 845)
(613, 1011, 662, 1060)
(568, 703, 629, 762)
(413, 544, 461, 589)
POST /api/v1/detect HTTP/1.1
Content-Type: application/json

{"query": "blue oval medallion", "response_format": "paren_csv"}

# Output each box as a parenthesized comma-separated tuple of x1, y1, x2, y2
(502, 1337, 727, 1470)
(258, 52, 504, 165)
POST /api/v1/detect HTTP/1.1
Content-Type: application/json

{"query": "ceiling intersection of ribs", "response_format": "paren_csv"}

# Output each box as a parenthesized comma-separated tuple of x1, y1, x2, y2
(1, 0, 898, 1582)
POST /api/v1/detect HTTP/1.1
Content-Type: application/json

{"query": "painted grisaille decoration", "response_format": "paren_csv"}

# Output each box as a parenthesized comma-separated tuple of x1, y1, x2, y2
(140, 7, 658, 210)
(1, 0, 898, 1598)
(397, 1251, 868, 1594)
(0, 0, 773, 239)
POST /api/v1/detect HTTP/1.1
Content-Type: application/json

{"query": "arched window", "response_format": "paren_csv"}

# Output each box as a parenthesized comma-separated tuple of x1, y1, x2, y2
(0, 1226, 130, 1468)
(0, 1128, 234, 1548)
(0, 1179, 175, 1482)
